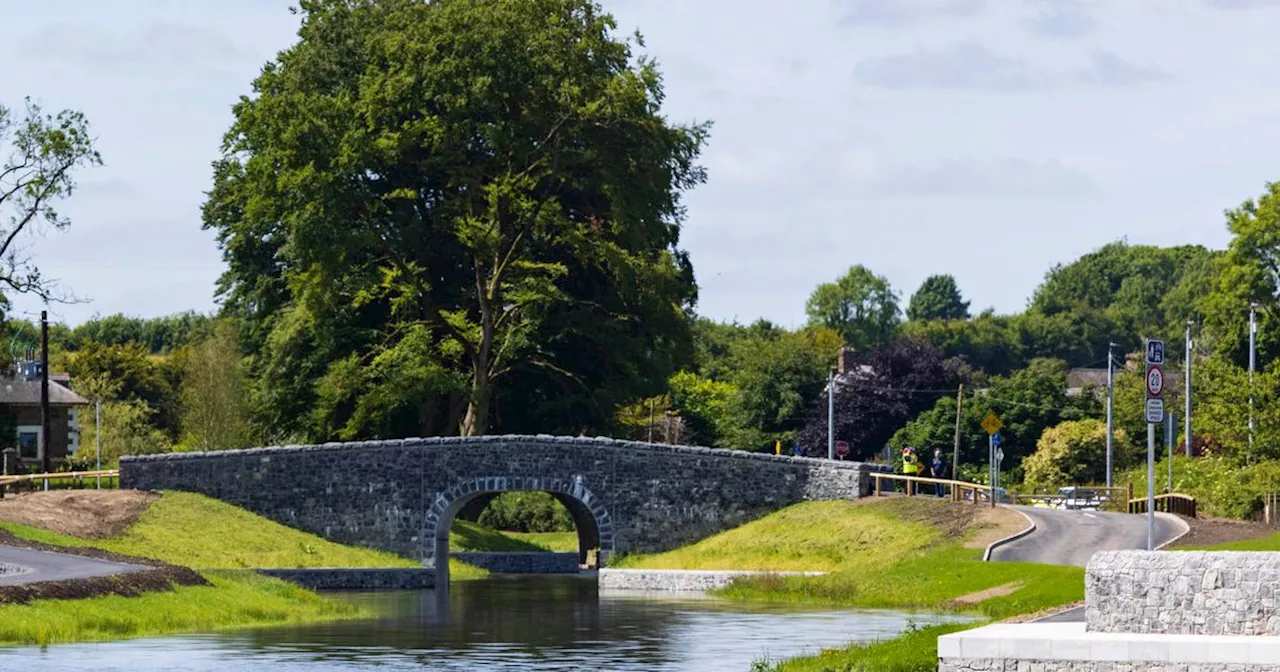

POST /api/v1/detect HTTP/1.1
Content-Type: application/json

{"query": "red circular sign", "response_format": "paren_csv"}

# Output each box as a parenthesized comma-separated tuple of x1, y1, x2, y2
(835, 441, 850, 456)
(1146, 366, 1164, 396)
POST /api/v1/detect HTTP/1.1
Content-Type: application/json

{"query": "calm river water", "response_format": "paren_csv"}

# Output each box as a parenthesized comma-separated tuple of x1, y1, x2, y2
(0, 576, 966, 671)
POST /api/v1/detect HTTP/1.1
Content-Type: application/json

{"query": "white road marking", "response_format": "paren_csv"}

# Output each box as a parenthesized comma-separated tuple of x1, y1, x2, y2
(1084, 513, 1097, 519)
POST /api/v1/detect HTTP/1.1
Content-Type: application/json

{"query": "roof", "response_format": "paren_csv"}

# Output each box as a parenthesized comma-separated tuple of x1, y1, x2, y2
(0, 377, 89, 406)
(1067, 368, 1110, 390)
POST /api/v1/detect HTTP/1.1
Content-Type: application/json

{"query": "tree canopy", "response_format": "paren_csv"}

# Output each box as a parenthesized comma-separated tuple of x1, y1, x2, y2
(203, 0, 708, 441)
(907, 274, 970, 321)
(805, 265, 901, 351)
(0, 98, 100, 304)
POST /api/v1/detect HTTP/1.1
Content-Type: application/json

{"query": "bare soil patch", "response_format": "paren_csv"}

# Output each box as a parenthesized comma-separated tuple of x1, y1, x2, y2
(1166, 515, 1276, 548)
(949, 580, 1024, 607)
(0, 490, 157, 538)
(963, 507, 1031, 550)
(862, 496, 1022, 544)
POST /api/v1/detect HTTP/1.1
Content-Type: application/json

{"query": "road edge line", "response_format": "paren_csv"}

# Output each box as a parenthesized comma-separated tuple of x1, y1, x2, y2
(983, 507, 1037, 562)
(1153, 513, 1192, 551)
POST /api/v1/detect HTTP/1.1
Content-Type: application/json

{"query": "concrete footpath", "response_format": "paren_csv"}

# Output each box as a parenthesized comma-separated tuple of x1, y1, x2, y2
(0, 544, 149, 586)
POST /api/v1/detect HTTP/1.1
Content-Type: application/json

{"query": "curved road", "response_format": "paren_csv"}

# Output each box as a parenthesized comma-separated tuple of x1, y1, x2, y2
(0, 544, 147, 586)
(989, 506, 1188, 567)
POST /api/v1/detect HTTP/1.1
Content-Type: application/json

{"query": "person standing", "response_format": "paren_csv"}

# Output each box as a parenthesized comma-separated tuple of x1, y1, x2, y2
(931, 449, 947, 497)
(902, 447, 919, 495)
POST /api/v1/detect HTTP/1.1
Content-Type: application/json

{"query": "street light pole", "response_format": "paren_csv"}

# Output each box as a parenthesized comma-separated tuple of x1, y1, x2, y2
(1106, 342, 1116, 488)
(1185, 320, 1193, 458)
(1250, 303, 1258, 457)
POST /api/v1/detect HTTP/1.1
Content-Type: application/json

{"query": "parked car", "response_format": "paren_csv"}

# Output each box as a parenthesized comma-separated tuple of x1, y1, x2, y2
(1058, 486, 1102, 510)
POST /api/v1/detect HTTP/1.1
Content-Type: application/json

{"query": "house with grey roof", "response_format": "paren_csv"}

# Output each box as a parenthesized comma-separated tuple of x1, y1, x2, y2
(0, 361, 88, 470)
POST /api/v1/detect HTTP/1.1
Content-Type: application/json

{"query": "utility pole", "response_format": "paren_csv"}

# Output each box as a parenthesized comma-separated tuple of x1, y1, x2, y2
(1185, 321, 1193, 458)
(1250, 303, 1258, 458)
(1106, 342, 1116, 488)
(95, 399, 102, 489)
(40, 311, 51, 475)
(953, 384, 964, 481)
(647, 398, 654, 443)
(827, 368, 835, 460)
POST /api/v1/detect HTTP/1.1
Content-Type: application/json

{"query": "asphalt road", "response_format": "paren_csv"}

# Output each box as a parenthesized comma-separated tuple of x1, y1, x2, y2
(0, 544, 148, 585)
(988, 506, 1187, 567)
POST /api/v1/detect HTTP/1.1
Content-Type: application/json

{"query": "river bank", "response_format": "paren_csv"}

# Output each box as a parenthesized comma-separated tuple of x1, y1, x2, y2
(612, 498, 1086, 672)
(0, 490, 475, 645)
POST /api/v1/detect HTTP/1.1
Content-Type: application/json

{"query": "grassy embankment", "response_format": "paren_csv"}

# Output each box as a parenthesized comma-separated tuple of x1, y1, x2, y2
(0, 491, 487, 645)
(449, 520, 577, 553)
(614, 499, 1084, 672)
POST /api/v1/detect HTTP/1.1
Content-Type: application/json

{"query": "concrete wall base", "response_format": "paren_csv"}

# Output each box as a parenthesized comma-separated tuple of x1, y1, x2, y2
(939, 622, 1280, 670)
(598, 568, 825, 592)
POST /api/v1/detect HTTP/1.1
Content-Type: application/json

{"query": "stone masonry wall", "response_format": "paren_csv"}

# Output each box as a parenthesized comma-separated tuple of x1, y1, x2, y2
(121, 435, 881, 566)
(940, 659, 1280, 672)
(1086, 550, 1280, 635)
(450, 552, 580, 574)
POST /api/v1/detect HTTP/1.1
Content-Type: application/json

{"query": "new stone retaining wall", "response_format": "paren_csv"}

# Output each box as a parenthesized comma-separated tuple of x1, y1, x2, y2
(254, 568, 435, 590)
(941, 550, 1280, 672)
(598, 568, 826, 592)
(1086, 550, 1280, 636)
(451, 552, 581, 574)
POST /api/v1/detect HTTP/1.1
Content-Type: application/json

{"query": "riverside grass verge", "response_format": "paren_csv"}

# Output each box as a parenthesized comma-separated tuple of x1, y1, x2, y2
(0, 571, 360, 646)
(615, 499, 1083, 672)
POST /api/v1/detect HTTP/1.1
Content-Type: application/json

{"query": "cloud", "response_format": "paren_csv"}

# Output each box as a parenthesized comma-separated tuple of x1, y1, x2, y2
(17, 22, 248, 70)
(1022, 0, 1097, 38)
(1203, 0, 1280, 8)
(836, 0, 986, 27)
(853, 44, 1168, 90)
(856, 157, 1099, 199)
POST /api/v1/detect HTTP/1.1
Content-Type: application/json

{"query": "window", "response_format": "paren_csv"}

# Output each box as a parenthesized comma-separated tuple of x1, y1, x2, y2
(16, 426, 40, 460)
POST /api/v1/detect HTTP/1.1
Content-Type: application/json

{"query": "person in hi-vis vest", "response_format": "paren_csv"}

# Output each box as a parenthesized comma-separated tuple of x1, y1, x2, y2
(901, 447, 920, 495)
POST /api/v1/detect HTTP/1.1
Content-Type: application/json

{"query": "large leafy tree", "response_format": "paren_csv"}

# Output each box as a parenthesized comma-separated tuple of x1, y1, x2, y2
(0, 98, 100, 304)
(204, 0, 707, 439)
(797, 337, 959, 460)
(891, 358, 1099, 476)
(907, 274, 970, 321)
(1199, 182, 1280, 367)
(805, 265, 901, 351)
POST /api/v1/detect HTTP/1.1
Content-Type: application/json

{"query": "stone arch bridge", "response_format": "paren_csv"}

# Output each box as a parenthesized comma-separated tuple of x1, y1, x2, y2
(120, 436, 881, 574)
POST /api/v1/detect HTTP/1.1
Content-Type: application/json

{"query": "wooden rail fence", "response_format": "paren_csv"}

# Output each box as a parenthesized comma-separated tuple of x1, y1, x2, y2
(0, 469, 119, 497)
(1127, 493, 1197, 518)
(871, 473, 996, 505)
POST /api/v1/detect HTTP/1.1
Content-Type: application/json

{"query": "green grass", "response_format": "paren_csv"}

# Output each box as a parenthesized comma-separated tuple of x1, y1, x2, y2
(449, 521, 579, 553)
(0, 491, 488, 580)
(612, 501, 940, 572)
(760, 623, 974, 672)
(0, 571, 362, 646)
(506, 530, 578, 552)
(1178, 533, 1280, 551)
(615, 499, 1084, 672)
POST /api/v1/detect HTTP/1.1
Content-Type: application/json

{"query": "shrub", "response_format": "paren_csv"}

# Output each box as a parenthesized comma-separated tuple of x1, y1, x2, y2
(476, 492, 573, 532)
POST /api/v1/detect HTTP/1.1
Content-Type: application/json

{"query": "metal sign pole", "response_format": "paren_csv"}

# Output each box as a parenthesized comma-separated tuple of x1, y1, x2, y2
(1166, 412, 1175, 494)
(988, 433, 995, 509)
(1147, 423, 1155, 550)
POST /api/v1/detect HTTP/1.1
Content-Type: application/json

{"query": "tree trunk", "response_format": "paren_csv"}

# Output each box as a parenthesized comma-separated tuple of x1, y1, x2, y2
(460, 373, 491, 437)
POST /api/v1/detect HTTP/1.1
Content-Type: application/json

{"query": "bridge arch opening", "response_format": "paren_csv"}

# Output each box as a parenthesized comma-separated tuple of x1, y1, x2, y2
(424, 476, 614, 583)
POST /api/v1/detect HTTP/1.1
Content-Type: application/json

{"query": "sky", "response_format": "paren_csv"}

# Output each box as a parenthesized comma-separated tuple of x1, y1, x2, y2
(3, 0, 1280, 328)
